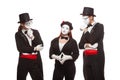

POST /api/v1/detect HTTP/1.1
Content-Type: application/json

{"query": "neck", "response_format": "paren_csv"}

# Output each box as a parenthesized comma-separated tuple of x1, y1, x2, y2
(90, 19, 94, 24)
(61, 34, 69, 37)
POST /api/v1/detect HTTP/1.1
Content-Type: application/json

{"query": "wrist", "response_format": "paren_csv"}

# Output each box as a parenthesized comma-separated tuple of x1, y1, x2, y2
(67, 55, 72, 60)
(51, 54, 57, 59)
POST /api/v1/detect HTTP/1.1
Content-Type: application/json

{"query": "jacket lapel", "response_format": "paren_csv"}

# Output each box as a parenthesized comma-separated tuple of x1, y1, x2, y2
(19, 31, 30, 46)
(90, 23, 97, 34)
(60, 38, 71, 53)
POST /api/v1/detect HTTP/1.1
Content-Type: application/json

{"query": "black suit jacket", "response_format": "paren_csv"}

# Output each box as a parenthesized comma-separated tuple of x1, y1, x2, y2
(49, 37, 79, 63)
(15, 29, 43, 54)
(79, 23, 104, 54)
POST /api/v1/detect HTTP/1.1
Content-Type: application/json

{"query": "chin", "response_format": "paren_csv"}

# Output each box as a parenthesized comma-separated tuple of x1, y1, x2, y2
(62, 34, 68, 36)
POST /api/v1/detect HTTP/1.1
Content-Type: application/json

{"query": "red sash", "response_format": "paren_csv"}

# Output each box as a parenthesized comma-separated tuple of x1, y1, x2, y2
(20, 54, 37, 60)
(84, 49, 98, 56)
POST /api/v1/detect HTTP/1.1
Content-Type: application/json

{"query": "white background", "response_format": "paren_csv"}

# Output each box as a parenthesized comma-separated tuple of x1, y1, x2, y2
(0, 0, 120, 80)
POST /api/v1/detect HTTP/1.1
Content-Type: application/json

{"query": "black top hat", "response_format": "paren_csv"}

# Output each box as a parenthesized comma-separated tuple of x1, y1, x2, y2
(61, 21, 73, 30)
(18, 13, 33, 23)
(80, 7, 96, 17)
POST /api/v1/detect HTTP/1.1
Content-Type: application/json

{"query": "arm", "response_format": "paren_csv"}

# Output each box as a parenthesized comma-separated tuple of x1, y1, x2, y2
(60, 40, 79, 64)
(49, 40, 55, 59)
(84, 43, 98, 49)
(84, 23, 104, 45)
(79, 33, 86, 49)
(32, 30, 44, 51)
(33, 30, 44, 46)
(15, 32, 34, 53)
(49, 40, 62, 60)
(71, 40, 79, 61)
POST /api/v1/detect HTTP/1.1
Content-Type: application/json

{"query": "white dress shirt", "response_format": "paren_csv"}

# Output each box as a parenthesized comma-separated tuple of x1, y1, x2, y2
(84, 21, 98, 49)
(59, 43, 65, 51)
(87, 21, 97, 33)
(22, 29, 32, 46)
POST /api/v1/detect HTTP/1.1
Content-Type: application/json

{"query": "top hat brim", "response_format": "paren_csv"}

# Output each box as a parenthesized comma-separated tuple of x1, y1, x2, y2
(18, 19, 33, 23)
(80, 13, 96, 17)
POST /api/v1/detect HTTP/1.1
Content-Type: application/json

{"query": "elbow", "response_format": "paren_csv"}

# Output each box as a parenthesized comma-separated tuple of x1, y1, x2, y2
(79, 45, 84, 49)
(79, 42, 85, 49)
(49, 55, 52, 59)
(49, 53, 53, 59)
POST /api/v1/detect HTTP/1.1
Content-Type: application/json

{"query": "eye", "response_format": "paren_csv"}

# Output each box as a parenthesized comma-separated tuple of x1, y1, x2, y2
(25, 21, 31, 25)
(29, 21, 32, 24)
(83, 18, 88, 20)
(62, 26, 65, 29)
(83, 16, 88, 20)
(25, 22, 28, 25)
(66, 27, 69, 30)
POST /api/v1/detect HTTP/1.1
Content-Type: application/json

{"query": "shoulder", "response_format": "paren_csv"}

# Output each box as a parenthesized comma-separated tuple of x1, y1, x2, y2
(94, 22, 104, 31)
(69, 38, 77, 43)
(31, 28, 38, 32)
(31, 29, 40, 35)
(95, 22, 104, 27)
(15, 31, 18, 35)
(51, 37, 59, 43)
(51, 37, 59, 41)
(15, 31, 22, 37)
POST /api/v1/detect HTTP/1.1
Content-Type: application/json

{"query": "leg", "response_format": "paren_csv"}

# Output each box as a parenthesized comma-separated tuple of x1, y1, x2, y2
(83, 63, 94, 80)
(53, 65, 64, 80)
(65, 64, 76, 80)
(92, 56, 105, 80)
(17, 59, 28, 80)
(29, 60, 43, 80)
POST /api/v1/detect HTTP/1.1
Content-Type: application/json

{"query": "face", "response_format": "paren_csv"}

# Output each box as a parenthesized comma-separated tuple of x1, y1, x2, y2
(82, 16, 90, 25)
(61, 24, 70, 35)
(24, 20, 32, 29)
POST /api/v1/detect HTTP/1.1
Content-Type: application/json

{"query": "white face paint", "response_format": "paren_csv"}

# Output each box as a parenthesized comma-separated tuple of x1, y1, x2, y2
(61, 25, 70, 35)
(82, 16, 90, 25)
(24, 20, 32, 29)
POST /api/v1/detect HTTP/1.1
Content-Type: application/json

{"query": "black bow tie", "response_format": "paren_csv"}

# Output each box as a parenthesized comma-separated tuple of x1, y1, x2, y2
(87, 24, 92, 28)
(24, 31, 27, 34)
(61, 36, 68, 40)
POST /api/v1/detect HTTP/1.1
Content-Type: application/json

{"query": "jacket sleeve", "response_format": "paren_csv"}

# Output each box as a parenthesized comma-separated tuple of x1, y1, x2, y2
(85, 23, 104, 45)
(79, 23, 104, 49)
(33, 30, 44, 46)
(79, 33, 86, 49)
(49, 40, 55, 59)
(15, 32, 34, 53)
(71, 40, 79, 61)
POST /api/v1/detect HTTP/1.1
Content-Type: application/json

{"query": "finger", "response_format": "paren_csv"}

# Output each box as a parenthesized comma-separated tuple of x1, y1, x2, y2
(60, 61, 64, 64)
(62, 52, 65, 56)
(80, 28, 83, 31)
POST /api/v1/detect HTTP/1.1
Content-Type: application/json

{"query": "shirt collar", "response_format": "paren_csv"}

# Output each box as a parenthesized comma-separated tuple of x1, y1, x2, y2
(22, 29, 27, 34)
(91, 21, 96, 27)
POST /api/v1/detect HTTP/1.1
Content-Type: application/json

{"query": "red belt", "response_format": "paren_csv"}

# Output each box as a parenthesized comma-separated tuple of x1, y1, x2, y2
(20, 53, 37, 60)
(84, 49, 98, 56)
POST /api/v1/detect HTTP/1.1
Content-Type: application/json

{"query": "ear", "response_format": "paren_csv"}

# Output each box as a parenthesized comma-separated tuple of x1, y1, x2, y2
(68, 30, 71, 34)
(69, 30, 71, 33)
(89, 16, 94, 24)
(89, 16, 94, 20)
(20, 23, 24, 26)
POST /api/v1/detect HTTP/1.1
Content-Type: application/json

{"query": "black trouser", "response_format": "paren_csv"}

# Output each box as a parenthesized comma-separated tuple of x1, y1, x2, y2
(17, 56, 43, 80)
(53, 61, 76, 80)
(83, 54, 105, 80)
